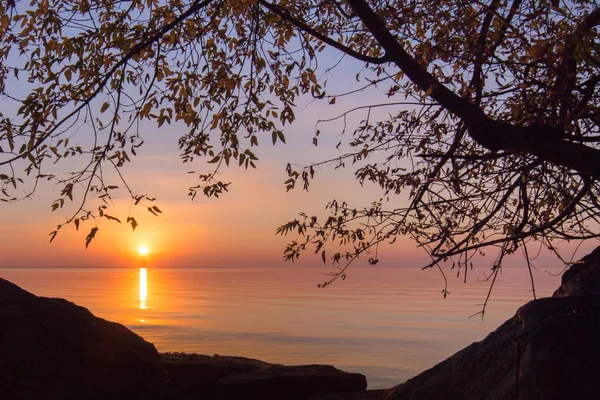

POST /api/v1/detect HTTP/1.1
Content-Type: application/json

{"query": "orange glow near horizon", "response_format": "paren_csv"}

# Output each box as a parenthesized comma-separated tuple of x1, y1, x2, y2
(0, 153, 422, 268)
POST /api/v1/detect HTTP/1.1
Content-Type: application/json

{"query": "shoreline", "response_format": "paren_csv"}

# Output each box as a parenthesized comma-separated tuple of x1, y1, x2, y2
(3, 247, 600, 398)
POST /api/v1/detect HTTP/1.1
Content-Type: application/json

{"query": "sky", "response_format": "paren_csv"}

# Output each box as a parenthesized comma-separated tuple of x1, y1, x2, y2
(0, 42, 596, 272)
(0, 57, 434, 269)
(2, 92, 594, 270)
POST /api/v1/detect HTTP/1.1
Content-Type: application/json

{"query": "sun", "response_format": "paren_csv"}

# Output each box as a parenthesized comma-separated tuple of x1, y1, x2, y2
(138, 245, 149, 256)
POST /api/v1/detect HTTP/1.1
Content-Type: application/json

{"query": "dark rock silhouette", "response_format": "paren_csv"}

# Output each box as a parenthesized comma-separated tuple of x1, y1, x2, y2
(309, 390, 387, 400)
(216, 363, 367, 400)
(385, 295, 600, 400)
(162, 353, 269, 399)
(553, 245, 600, 297)
(0, 278, 368, 400)
(383, 246, 600, 400)
(0, 277, 167, 400)
(163, 352, 367, 400)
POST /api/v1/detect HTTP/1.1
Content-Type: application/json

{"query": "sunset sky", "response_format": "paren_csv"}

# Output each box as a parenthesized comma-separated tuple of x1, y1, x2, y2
(3, 4, 599, 398)
(0, 57, 595, 271)
(2, 102, 593, 270)
(0, 72, 432, 269)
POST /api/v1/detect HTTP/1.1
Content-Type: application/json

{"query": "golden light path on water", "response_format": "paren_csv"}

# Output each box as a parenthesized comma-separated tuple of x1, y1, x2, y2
(139, 268, 147, 320)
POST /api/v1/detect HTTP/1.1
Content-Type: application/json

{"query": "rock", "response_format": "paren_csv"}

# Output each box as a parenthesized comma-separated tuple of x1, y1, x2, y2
(0, 278, 167, 400)
(216, 364, 367, 400)
(162, 352, 270, 399)
(0, 277, 368, 400)
(308, 389, 387, 400)
(385, 294, 600, 400)
(163, 352, 367, 400)
(553, 245, 600, 297)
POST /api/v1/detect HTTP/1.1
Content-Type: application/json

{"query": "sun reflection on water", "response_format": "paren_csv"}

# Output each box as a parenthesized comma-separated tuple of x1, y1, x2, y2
(139, 268, 147, 311)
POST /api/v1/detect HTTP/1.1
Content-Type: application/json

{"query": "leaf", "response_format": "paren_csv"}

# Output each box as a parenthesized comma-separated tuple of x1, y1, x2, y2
(527, 42, 546, 58)
(0, 15, 9, 30)
(74, 219, 79, 230)
(103, 214, 122, 223)
(100, 102, 110, 113)
(85, 227, 98, 248)
(6, 126, 14, 151)
(127, 216, 138, 231)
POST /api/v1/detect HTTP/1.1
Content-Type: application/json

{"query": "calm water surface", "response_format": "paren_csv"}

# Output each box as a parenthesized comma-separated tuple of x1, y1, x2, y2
(0, 266, 561, 389)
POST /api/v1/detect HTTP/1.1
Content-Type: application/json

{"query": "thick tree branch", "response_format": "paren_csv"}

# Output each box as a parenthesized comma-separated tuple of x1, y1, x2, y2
(578, 7, 600, 31)
(344, 0, 484, 120)
(345, 0, 600, 179)
(258, 0, 390, 65)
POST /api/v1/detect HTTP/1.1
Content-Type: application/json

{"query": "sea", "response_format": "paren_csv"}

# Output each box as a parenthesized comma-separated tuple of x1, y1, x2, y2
(0, 265, 562, 389)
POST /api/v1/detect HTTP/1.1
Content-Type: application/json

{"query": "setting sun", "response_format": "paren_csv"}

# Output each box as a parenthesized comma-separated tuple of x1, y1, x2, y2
(138, 245, 149, 256)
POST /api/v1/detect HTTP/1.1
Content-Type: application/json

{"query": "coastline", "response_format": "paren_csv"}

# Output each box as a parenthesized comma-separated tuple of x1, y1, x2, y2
(0, 264, 563, 390)
(3, 247, 600, 399)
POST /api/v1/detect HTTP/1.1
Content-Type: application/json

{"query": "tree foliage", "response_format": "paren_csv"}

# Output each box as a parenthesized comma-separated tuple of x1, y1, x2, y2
(1, 0, 599, 305)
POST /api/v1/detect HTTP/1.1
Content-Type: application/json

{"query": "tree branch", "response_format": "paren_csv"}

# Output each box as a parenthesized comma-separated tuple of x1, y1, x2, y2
(345, 0, 600, 179)
(258, 0, 390, 65)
